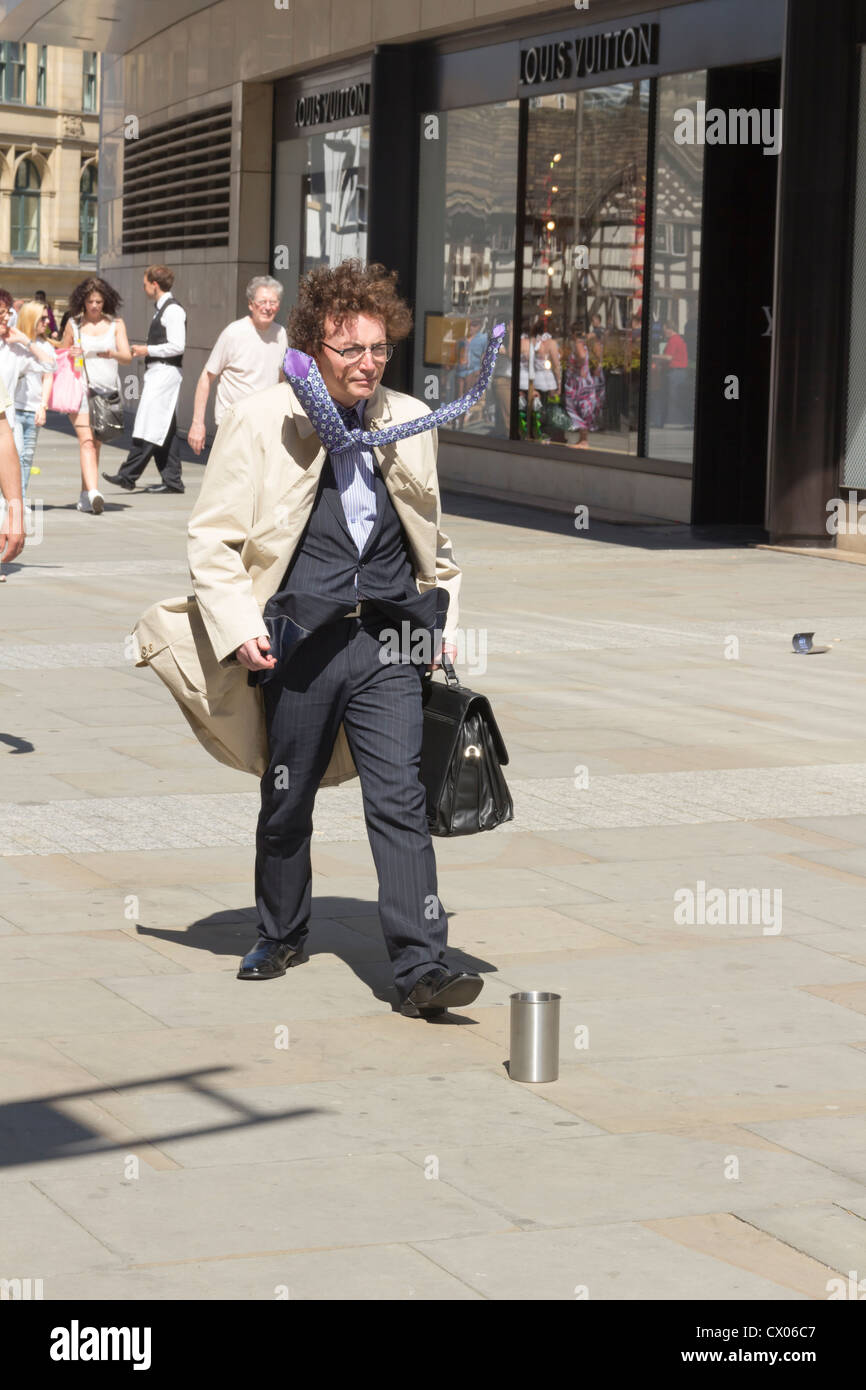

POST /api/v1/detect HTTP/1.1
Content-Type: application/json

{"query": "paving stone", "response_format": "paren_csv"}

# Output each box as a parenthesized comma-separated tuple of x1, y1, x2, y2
(741, 1115, 866, 1183)
(35, 1155, 512, 1262)
(468, 985, 866, 1061)
(50, 1012, 502, 1090)
(0, 930, 186, 982)
(412, 1222, 805, 1300)
(641, 1212, 840, 1297)
(44, 1244, 483, 1300)
(89, 1069, 603, 1168)
(0, 979, 163, 1039)
(400, 1132, 866, 1228)
(733, 1201, 866, 1280)
(95, 960, 514, 1028)
(0, 1182, 120, 1277)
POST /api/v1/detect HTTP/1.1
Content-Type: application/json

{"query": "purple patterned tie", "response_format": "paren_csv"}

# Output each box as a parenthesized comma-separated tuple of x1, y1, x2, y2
(283, 323, 506, 454)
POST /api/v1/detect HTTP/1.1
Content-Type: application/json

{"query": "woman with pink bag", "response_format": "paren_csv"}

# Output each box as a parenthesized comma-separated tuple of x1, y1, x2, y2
(53, 276, 131, 515)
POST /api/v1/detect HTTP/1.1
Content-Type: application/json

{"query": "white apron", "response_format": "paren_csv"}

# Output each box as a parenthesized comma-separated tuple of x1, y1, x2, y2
(132, 361, 182, 447)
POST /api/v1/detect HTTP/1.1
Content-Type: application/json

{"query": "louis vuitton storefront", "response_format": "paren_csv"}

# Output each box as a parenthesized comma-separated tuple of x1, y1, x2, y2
(270, 0, 787, 528)
(266, 0, 866, 541)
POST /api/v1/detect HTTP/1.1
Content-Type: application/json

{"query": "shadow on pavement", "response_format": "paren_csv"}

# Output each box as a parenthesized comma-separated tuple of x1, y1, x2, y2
(133, 903, 494, 1022)
(0, 1068, 324, 1169)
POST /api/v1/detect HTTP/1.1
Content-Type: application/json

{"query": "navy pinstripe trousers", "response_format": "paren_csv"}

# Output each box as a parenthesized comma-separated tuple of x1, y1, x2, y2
(254, 612, 449, 998)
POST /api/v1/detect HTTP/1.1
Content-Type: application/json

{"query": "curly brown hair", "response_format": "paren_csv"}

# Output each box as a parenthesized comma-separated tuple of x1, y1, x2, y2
(68, 276, 123, 319)
(288, 259, 412, 354)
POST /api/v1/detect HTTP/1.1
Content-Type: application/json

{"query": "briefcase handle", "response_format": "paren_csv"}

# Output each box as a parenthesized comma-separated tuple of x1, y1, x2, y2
(439, 653, 461, 687)
(422, 653, 461, 687)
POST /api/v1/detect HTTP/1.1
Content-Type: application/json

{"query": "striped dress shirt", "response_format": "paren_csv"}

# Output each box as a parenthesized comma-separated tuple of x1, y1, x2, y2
(330, 400, 377, 590)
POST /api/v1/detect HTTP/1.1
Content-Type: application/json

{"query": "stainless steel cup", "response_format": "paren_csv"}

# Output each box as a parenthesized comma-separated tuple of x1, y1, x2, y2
(509, 990, 561, 1082)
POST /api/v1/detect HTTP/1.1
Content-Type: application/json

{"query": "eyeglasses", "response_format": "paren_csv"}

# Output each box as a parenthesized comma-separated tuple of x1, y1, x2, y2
(252, 300, 280, 309)
(322, 341, 394, 364)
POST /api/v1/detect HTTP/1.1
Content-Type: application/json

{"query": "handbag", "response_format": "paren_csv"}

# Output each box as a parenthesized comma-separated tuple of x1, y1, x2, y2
(48, 348, 83, 413)
(420, 654, 514, 836)
(541, 394, 572, 440)
(74, 318, 124, 441)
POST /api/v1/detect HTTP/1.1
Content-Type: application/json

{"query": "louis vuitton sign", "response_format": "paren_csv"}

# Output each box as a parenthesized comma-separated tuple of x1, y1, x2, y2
(520, 22, 658, 87)
(295, 82, 370, 128)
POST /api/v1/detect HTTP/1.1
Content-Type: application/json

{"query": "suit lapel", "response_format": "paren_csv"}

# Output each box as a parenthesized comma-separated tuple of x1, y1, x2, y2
(321, 457, 356, 547)
(359, 464, 387, 558)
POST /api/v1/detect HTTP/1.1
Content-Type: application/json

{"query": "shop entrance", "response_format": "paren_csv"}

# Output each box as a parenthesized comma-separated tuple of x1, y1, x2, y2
(691, 60, 781, 528)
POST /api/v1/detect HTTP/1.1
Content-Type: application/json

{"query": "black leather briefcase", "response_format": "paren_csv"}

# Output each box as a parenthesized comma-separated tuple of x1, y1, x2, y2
(420, 655, 513, 836)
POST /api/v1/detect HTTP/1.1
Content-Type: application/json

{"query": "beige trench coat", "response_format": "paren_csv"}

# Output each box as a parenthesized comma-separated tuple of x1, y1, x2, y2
(132, 379, 462, 784)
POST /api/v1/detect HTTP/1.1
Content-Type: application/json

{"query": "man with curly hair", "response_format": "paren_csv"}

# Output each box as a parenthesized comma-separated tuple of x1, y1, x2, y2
(186, 259, 482, 1018)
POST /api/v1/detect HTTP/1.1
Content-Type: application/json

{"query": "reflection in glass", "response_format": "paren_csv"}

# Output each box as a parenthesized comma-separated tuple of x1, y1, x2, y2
(522, 82, 649, 452)
(647, 71, 706, 464)
(414, 103, 519, 439)
(301, 125, 369, 273)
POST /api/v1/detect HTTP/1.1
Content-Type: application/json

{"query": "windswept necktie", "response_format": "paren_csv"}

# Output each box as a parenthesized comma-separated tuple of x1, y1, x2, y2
(283, 323, 506, 455)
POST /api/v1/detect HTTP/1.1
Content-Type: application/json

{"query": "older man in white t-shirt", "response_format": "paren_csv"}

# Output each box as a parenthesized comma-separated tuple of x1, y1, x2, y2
(187, 276, 288, 455)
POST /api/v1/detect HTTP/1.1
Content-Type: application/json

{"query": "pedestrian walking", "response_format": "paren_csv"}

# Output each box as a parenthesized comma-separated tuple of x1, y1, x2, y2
(12, 299, 56, 500)
(58, 276, 132, 515)
(0, 289, 55, 429)
(102, 266, 186, 494)
(187, 276, 288, 455)
(136, 259, 484, 1019)
(0, 376, 24, 580)
(34, 290, 58, 338)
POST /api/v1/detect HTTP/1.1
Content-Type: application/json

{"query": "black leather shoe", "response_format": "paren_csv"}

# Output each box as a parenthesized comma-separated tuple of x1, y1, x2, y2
(400, 968, 483, 1018)
(237, 937, 300, 980)
(102, 472, 135, 491)
(145, 483, 184, 494)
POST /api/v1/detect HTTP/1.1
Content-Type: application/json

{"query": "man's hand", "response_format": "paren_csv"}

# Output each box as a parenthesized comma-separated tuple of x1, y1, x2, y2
(131, 344, 147, 358)
(427, 640, 458, 673)
(0, 498, 25, 564)
(35, 406, 46, 427)
(187, 421, 206, 455)
(236, 634, 277, 671)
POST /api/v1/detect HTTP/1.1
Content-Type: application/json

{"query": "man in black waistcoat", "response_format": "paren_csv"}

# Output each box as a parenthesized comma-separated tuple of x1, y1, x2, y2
(198, 261, 483, 1019)
(103, 265, 186, 494)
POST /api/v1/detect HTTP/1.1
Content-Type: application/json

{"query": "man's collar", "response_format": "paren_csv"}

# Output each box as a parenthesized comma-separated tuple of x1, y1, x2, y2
(155, 292, 171, 308)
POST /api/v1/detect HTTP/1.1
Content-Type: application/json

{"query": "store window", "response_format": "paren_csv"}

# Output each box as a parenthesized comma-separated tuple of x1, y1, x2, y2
(36, 45, 47, 106)
(843, 48, 866, 486)
(300, 125, 369, 273)
(414, 102, 520, 440)
(82, 50, 97, 112)
(522, 82, 649, 452)
(11, 158, 41, 257)
(647, 71, 706, 464)
(411, 68, 706, 464)
(0, 42, 26, 103)
(80, 162, 98, 260)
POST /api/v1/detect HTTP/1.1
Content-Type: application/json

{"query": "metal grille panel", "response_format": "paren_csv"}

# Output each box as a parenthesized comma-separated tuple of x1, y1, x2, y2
(121, 104, 232, 254)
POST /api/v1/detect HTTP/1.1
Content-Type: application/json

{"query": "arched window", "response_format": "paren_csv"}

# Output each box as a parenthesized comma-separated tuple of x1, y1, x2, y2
(80, 163, 98, 260)
(11, 158, 41, 258)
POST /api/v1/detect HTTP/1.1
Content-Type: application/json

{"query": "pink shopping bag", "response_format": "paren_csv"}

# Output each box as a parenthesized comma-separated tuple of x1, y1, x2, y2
(49, 348, 83, 413)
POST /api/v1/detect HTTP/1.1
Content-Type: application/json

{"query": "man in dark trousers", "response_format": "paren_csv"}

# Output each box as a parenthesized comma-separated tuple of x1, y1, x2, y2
(185, 259, 482, 1019)
(103, 265, 186, 494)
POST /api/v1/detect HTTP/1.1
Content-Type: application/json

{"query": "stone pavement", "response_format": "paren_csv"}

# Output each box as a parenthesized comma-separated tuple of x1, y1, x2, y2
(2, 422, 866, 1301)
